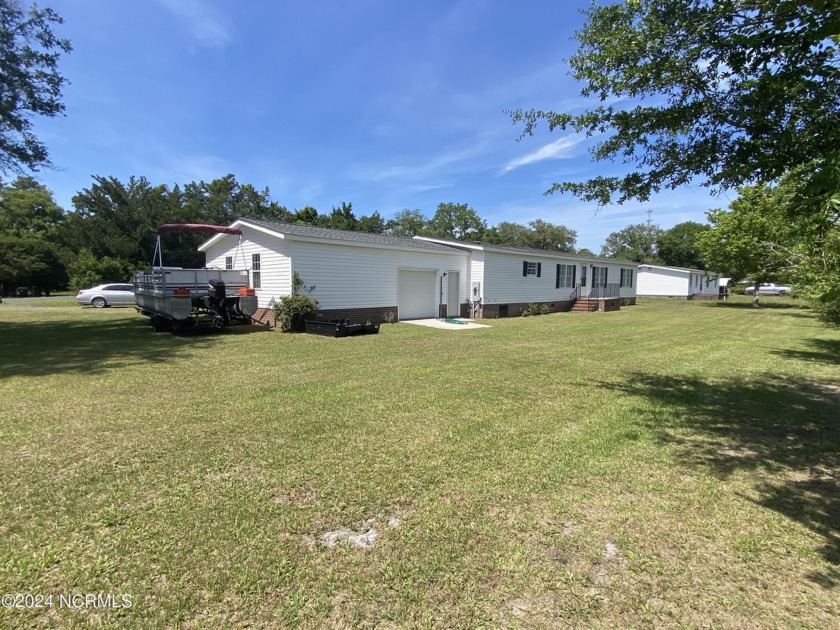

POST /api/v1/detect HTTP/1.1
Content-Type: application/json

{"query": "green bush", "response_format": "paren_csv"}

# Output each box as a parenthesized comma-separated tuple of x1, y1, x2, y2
(67, 249, 135, 291)
(522, 303, 551, 317)
(272, 295, 318, 332)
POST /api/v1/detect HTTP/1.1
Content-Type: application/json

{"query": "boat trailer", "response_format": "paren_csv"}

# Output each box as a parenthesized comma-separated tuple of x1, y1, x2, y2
(134, 224, 258, 332)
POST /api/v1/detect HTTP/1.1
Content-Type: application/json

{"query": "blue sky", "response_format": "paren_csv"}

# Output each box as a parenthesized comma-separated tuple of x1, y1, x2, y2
(31, 0, 732, 251)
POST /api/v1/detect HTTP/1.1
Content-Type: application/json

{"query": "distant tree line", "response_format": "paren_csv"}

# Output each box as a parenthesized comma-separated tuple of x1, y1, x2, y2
(598, 220, 710, 269)
(0, 174, 581, 295)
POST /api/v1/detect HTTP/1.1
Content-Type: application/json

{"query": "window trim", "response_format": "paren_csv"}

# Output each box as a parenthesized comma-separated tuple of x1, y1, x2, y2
(592, 266, 607, 287)
(225, 256, 233, 270)
(522, 261, 541, 277)
(251, 253, 261, 289)
(555, 263, 576, 289)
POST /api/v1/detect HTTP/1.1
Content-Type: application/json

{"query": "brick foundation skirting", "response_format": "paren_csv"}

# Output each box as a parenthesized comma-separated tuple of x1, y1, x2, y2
(480, 300, 573, 319)
(254, 305, 399, 326)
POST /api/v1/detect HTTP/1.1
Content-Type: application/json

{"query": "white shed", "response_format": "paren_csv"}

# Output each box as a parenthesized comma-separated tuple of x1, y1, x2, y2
(637, 264, 720, 299)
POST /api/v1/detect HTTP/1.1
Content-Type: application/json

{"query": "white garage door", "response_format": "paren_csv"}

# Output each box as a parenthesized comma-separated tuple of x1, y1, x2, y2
(398, 270, 437, 320)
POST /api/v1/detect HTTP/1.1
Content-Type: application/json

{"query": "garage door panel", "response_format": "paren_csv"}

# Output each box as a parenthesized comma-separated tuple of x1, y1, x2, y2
(399, 270, 436, 320)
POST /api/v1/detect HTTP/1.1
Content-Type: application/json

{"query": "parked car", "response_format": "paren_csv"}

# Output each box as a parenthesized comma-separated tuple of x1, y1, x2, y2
(76, 283, 136, 308)
(744, 283, 791, 296)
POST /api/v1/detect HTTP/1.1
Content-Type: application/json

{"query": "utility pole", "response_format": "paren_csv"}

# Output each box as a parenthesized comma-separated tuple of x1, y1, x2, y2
(644, 209, 655, 261)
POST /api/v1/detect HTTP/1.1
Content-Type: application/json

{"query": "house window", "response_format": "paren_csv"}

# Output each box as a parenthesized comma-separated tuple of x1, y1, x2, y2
(225, 256, 233, 270)
(251, 253, 261, 289)
(555, 264, 576, 288)
(522, 261, 541, 277)
(620, 268, 634, 288)
(593, 266, 607, 287)
(580, 265, 587, 287)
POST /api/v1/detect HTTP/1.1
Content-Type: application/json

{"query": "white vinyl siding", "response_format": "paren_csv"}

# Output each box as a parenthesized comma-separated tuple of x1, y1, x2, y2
(483, 252, 579, 304)
(203, 227, 292, 307)
(637, 266, 690, 297)
(291, 240, 468, 311)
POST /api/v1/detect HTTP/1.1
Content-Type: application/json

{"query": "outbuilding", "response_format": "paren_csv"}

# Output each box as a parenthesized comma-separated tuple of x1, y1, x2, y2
(636, 264, 720, 299)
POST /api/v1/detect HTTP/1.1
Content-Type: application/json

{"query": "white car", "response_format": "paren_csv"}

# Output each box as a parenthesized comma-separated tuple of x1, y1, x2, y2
(76, 283, 136, 308)
(744, 283, 791, 296)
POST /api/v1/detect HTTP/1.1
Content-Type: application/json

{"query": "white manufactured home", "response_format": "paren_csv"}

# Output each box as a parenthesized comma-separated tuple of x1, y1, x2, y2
(415, 237, 639, 317)
(198, 219, 639, 322)
(637, 264, 721, 299)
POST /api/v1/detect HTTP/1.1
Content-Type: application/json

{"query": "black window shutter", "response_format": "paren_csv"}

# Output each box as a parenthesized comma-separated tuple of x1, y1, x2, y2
(555, 264, 560, 289)
(523, 261, 528, 277)
(537, 263, 542, 277)
(572, 265, 576, 287)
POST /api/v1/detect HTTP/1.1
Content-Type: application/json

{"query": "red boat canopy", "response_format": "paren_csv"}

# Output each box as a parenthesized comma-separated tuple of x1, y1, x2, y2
(157, 224, 242, 235)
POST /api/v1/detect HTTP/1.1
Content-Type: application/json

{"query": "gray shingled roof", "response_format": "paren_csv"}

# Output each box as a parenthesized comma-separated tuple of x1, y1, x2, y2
(415, 236, 639, 265)
(238, 217, 464, 253)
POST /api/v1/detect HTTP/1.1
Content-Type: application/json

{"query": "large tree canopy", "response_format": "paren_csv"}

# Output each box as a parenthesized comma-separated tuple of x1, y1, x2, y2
(600, 222, 662, 262)
(511, 0, 840, 205)
(0, 0, 71, 175)
(0, 176, 67, 292)
(697, 183, 794, 305)
(656, 221, 710, 269)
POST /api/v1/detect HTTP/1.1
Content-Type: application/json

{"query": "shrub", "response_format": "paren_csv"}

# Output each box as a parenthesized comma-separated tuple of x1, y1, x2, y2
(522, 303, 551, 317)
(272, 295, 318, 332)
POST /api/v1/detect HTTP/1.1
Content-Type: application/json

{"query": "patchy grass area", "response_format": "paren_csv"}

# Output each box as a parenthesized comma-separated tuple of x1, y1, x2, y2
(1, 297, 838, 628)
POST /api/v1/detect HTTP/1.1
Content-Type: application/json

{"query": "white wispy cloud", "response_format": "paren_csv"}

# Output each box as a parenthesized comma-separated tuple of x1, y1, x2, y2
(155, 0, 233, 48)
(498, 134, 586, 175)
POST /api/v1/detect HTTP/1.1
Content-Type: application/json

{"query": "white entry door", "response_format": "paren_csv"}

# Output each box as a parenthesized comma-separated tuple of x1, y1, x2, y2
(447, 272, 459, 317)
(398, 270, 437, 320)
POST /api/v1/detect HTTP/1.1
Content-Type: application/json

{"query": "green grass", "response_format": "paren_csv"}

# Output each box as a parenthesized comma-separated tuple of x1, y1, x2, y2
(1, 297, 838, 628)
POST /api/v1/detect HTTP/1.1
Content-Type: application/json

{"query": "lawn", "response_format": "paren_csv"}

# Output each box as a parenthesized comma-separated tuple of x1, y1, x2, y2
(1, 298, 838, 628)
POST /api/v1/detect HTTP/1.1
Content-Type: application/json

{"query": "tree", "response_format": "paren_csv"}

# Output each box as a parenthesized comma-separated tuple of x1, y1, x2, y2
(0, 176, 67, 294)
(511, 0, 840, 205)
(600, 223, 662, 262)
(66, 175, 181, 266)
(357, 211, 386, 234)
(326, 201, 358, 231)
(697, 184, 793, 306)
(65, 248, 133, 291)
(428, 202, 486, 240)
(0, 232, 66, 294)
(0, 176, 64, 238)
(656, 221, 710, 269)
(525, 219, 576, 252)
(0, 0, 72, 175)
(484, 221, 532, 248)
(386, 209, 428, 237)
(291, 206, 320, 225)
(181, 174, 289, 225)
(768, 159, 840, 324)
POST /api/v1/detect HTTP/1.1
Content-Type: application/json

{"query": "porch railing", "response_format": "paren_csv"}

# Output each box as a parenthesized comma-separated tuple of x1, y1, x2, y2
(588, 283, 620, 299)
